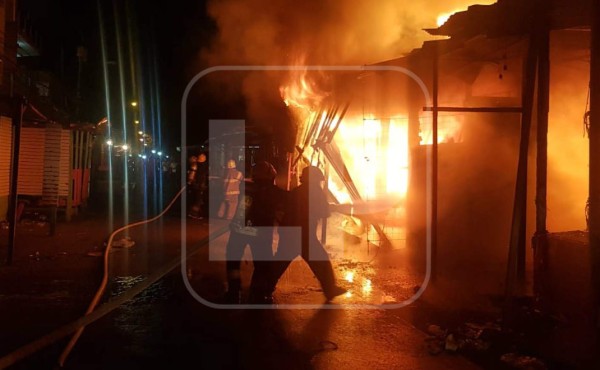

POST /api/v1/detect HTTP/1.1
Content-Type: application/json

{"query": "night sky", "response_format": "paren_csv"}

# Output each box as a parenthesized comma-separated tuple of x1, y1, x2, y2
(18, 0, 219, 150)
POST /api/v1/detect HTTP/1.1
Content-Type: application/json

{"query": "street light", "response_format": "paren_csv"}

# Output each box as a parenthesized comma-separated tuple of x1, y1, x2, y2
(106, 139, 113, 146)
(131, 101, 138, 107)
(138, 130, 143, 135)
(122, 144, 129, 151)
(151, 149, 156, 154)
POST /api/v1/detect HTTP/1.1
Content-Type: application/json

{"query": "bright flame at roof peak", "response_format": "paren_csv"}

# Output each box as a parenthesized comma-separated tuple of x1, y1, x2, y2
(436, 1, 496, 27)
(437, 13, 452, 27)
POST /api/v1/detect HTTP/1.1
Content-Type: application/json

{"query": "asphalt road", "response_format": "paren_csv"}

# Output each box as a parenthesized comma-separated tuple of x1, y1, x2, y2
(2, 214, 481, 370)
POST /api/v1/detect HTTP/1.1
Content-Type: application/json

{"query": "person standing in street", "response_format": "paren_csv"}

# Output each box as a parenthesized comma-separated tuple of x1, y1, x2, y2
(223, 161, 284, 304)
(267, 165, 346, 302)
(218, 159, 244, 220)
(189, 153, 209, 219)
(186, 155, 198, 217)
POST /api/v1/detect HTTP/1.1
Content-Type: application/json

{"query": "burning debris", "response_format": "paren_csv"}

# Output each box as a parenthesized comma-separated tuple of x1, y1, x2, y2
(500, 353, 548, 370)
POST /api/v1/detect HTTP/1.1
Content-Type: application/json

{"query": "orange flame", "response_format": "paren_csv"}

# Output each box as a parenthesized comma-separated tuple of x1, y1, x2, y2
(279, 68, 327, 111)
(419, 115, 463, 145)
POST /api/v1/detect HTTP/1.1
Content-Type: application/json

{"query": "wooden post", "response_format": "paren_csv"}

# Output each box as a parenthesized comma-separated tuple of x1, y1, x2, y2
(321, 159, 329, 245)
(7, 97, 24, 265)
(533, 21, 550, 290)
(431, 43, 439, 283)
(505, 34, 537, 322)
(286, 151, 293, 191)
(589, 0, 600, 341)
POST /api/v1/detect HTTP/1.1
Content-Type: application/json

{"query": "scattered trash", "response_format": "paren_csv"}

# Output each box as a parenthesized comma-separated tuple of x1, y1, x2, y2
(425, 337, 444, 355)
(316, 340, 338, 352)
(427, 324, 446, 338)
(86, 251, 103, 257)
(111, 236, 135, 248)
(462, 338, 491, 351)
(425, 320, 500, 358)
(445, 334, 459, 352)
(500, 353, 547, 370)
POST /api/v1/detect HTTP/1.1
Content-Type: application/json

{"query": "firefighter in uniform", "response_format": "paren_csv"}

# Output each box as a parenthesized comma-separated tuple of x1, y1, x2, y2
(268, 165, 346, 302)
(223, 161, 284, 304)
(218, 159, 244, 220)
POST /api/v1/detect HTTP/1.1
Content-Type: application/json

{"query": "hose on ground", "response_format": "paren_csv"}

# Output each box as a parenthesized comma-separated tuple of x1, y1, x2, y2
(58, 186, 187, 367)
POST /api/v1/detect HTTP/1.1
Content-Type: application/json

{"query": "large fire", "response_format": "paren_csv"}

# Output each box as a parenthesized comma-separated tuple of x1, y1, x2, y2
(281, 69, 463, 208)
(335, 116, 409, 200)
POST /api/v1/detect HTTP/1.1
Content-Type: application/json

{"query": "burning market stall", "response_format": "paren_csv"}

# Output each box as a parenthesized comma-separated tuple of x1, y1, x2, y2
(280, 67, 419, 255)
(275, 0, 598, 363)
(394, 0, 597, 367)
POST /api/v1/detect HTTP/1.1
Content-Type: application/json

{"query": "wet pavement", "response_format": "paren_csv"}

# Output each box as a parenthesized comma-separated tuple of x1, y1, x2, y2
(0, 212, 483, 369)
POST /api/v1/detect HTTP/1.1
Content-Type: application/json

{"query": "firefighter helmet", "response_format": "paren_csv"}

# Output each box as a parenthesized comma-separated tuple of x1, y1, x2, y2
(227, 159, 236, 169)
(300, 165, 325, 184)
(197, 153, 207, 163)
(252, 161, 277, 182)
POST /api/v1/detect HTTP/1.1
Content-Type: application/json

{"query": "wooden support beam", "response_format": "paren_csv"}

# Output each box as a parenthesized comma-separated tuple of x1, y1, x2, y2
(431, 42, 439, 283)
(504, 32, 537, 323)
(533, 21, 550, 292)
(423, 106, 522, 113)
(321, 159, 329, 245)
(589, 0, 600, 335)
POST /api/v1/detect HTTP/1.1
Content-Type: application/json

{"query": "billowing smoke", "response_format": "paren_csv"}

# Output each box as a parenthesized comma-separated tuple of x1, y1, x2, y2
(203, 0, 496, 65)
(199, 0, 495, 145)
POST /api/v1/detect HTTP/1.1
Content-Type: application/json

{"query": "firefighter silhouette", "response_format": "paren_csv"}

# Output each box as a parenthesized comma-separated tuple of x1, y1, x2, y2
(268, 165, 346, 302)
(188, 153, 208, 219)
(223, 161, 284, 304)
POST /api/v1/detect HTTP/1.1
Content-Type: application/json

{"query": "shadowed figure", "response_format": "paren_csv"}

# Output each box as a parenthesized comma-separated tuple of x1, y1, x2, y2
(223, 161, 284, 304)
(267, 165, 346, 302)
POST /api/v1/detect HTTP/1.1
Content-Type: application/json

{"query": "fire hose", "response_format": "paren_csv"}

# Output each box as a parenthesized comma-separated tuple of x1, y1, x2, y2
(0, 186, 230, 369)
(57, 186, 190, 366)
